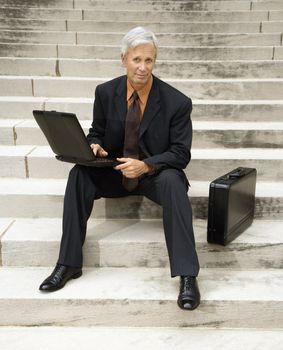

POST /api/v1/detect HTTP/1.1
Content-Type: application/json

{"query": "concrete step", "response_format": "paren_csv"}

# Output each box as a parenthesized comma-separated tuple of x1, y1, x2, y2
(0, 0, 258, 5)
(192, 121, 283, 148)
(57, 42, 275, 61)
(77, 0, 283, 11)
(77, 32, 283, 46)
(1, 43, 278, 61)
(0, 178, 282, 219)
(0, 145, 33, 178)
(2, 76, 283, 100)
(73, 0, 253, 11)
(0, 43, 58, 59)
(1, 218, 282, 269)
(253, 1, 283, 10)
(0, 30, 281, 46)
(187, 100, 283, 121)
(0, 0, 73, 8)
(82, 9, 270, 23)
(274, 46, 283, 59)
(1, 327, 283, 350)
(270, 10, 283, 20)
(39, 59, 283, 80)
(262, 20, 283, 32)
(0, 18, 67, 32)
(0, 1, 255, 12)
(0, 96, 92, 119)
(67, 20, 283, 34)
(0, 19, 268, 33)
(0, 266, 282, 327)
(189, 148, 283, 180)
(0, 8, 83, 20)
(0, 119, 19, 145)
(0, 30, 77, 44)
(4, 119, 282, 148)
(24, 44, 283, 61)
(80, 32, 282, 46)
(0, 8, 271, 22)
(1, 145, 281, 181)
(0, 97, 282, 122)
(0, 77, 32, 97)
(2, 58, 283, 79)
(0, 0, 259, 4)
(27, 147, 283, 181)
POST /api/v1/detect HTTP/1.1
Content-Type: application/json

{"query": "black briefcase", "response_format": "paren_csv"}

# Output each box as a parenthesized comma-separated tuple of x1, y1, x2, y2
(207, 167, 257, 246)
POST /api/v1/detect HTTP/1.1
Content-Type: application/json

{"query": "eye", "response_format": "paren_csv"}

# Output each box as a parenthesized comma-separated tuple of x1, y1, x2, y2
(146, 58, 153, 64)
(133, 57, 140, 63)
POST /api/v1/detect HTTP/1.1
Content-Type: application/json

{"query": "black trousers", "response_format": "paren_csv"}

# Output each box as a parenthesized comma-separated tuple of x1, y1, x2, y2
(58, 165, 200, 277)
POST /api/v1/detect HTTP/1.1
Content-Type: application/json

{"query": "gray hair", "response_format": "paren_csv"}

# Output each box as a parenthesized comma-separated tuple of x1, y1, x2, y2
(121, 27, 158, 56)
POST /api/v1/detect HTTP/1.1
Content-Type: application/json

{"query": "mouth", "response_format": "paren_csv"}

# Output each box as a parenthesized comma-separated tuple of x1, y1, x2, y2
(136, 74, 148, 79)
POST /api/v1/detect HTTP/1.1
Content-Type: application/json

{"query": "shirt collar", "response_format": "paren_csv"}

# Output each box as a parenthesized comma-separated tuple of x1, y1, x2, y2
(126, 75, 153, 105)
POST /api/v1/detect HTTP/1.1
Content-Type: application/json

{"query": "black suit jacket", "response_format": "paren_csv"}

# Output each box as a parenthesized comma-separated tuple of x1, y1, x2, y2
(87, 75, 193, 174)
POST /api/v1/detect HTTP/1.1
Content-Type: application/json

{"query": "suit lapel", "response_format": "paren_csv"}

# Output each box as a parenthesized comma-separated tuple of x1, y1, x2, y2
(114, 76, 127, 124)
(139, 76, 161, 139)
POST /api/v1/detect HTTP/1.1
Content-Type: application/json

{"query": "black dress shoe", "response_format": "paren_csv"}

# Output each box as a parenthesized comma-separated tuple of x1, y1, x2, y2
(177, 276, 200, 310)
(39, 263, 82, 292)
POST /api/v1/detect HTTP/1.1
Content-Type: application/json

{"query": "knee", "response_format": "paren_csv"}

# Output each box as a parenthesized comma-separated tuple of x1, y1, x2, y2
(69, 164, 93, 178)
(67, 165, 91, 186)
(158, 169, 188, 189)
(69, 164, 86, 177)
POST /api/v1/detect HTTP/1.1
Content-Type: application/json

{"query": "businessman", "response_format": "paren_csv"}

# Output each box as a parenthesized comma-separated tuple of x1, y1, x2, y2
(39, 27, 201, 310)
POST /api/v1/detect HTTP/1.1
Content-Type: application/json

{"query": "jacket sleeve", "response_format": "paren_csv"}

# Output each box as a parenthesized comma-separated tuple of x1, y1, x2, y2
(143, 98, 192, 173)
(86, 85, 106, 147)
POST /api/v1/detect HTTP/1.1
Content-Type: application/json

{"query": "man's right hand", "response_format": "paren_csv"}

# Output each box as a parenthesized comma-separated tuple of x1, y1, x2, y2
(90, 144, 108, 157)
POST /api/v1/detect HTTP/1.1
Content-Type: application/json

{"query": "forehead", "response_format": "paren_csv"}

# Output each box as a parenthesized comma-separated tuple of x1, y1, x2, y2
(126, 43, 156, 58)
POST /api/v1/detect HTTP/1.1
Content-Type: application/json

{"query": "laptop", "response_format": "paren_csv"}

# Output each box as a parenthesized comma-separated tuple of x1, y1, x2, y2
(33, 110, 120, 167)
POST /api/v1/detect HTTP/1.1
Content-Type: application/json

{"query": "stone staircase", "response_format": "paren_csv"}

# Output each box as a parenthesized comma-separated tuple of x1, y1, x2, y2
(0, 0, 283, 348)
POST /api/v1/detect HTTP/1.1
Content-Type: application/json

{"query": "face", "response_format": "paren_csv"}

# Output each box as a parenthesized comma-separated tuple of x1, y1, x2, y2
(121, 43, 156, 89)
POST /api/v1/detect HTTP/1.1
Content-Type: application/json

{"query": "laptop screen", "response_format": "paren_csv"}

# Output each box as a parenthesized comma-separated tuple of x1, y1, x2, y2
(33, 110, 95, 161)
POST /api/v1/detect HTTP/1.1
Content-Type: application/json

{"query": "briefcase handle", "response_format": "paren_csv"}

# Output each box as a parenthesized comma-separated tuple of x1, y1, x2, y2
(228, 167, 246, 179)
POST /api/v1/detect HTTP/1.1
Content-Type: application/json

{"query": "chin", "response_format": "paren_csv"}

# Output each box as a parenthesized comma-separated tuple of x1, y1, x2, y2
(135, 76, 149, 84)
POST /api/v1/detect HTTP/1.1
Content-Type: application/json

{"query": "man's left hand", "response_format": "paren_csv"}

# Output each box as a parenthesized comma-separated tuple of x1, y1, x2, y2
(115, 158, 150, 178)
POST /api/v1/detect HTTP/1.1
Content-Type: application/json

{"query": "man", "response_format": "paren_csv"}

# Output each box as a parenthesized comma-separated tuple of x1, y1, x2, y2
(39, 27, 201, 311)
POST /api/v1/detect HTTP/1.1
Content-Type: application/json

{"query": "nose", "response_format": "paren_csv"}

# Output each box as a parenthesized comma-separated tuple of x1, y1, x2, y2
(138, 61, 146, 72)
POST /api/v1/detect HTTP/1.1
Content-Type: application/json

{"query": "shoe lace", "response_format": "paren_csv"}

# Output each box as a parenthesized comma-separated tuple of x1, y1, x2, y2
(183, 276, 194, 291)
(51, 264, 65, 283)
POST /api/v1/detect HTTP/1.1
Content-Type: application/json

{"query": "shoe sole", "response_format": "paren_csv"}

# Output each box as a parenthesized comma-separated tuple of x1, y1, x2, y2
(72, 271, 82, 279)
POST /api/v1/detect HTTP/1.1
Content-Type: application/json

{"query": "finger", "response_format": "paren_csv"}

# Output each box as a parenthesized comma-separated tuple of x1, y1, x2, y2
(90, 144, 100, 155)
(98, 149, 108, 157)
(114, 162, 130, 170)
(114, 158, 130, 170)
(122, 172, 138, 179)
(116, 157, 130, 163)
(92, 147, 99, 156)
(92, 144, 108, 157)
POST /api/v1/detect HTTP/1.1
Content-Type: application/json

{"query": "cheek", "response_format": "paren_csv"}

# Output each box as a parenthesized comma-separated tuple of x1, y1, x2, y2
(129, 64, 138, 72)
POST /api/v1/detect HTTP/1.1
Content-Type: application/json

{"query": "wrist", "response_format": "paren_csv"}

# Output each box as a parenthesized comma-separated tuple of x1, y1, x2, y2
(143, 162, 154, 174)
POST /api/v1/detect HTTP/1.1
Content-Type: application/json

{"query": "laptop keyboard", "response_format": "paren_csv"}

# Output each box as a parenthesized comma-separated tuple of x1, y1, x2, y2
(94, 157, 115, 163)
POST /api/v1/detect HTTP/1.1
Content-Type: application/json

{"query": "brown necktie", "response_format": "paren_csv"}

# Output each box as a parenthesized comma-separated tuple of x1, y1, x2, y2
(122, 91, 141, 191)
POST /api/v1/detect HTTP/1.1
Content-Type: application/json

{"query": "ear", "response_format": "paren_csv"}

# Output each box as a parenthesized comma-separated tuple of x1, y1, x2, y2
(121, 53, 126, 67)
